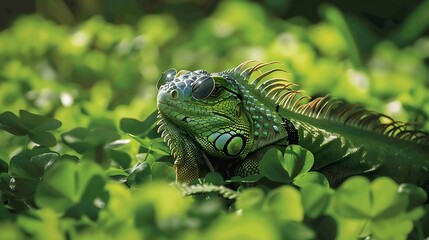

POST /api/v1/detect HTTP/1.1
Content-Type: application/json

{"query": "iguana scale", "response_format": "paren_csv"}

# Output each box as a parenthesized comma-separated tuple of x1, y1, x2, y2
(156, 61, 429, 190)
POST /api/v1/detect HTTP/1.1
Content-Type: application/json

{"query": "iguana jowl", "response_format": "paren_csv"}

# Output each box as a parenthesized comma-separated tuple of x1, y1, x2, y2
(156, 61, 429, 190)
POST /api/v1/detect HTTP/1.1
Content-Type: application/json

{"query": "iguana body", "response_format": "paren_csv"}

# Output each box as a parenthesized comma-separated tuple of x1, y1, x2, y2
(156, 61, 429, 190)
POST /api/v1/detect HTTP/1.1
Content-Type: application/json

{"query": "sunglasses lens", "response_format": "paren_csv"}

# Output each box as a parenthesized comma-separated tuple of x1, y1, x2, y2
(192, 76, 215, 100)
(156, 69, 177, 90)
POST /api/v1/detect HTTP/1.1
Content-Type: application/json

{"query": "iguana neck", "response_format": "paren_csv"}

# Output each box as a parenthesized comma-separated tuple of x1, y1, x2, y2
(238, 85, 290, 152)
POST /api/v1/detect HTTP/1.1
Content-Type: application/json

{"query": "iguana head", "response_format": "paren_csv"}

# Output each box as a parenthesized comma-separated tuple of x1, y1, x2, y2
(157, 68, 255, 159)
(157, 61, 285, 165)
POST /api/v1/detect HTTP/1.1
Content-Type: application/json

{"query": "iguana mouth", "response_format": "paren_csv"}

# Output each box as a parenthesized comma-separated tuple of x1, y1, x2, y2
(212, 111, 232, 120)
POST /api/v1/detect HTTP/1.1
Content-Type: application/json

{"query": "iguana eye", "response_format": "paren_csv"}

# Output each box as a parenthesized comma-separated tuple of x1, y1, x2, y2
(192, 76, 215, 100)
(156, 69, 177, 90)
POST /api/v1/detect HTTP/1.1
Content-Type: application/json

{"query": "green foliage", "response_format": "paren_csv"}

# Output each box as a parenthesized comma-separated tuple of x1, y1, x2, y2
(0, 110, 61, 147)
(331, 177, 425, 239)
(259, 145, 329, 188)
(0, 0, 428, 239)
(0, 111, 427, 239)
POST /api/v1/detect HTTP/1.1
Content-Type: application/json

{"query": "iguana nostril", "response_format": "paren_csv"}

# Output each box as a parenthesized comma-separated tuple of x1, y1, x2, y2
(170, 90, 178, 99)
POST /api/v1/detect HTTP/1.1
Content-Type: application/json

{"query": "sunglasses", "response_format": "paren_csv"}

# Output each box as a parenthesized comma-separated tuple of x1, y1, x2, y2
(156, 69, 216, 100)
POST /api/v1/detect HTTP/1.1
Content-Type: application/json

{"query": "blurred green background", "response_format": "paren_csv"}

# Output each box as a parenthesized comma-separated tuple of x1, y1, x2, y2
(1, 1, 429, 239)
(1, 0, 428, 156)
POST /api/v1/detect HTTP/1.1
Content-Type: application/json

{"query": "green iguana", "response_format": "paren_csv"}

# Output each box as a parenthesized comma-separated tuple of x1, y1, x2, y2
(156, 60, 429, 191)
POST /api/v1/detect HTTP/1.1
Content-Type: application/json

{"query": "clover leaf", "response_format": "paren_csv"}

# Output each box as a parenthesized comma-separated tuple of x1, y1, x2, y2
(259, 145, 328, 187)
(332, 176, 426, 239)
(259, 147, 291, 183)
(0, 110, 61, 147)
(35, 160, 107, 219)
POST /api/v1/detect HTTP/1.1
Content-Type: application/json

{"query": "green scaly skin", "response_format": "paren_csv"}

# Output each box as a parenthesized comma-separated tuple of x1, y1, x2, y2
(156, 61, 429, 191)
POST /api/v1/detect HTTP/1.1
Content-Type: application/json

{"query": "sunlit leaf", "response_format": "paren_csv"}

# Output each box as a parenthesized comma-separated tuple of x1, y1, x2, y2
(128, 134, 151, 149)
(228, 174, 264, 183)
(258, 148, 290, 183)
(35, 161, 77, 211)
(204, 213, 279, 240)
(105, 167, 129, 182)
(371, 177, 408, 219)
(127, 162, 151, 186)
(332, 176, 371, 218)
(236, 188, 265, 211)
(398, 183, 428, 209)
(151, 162, 175, 182)
(29, 131, 57, 147)
(371, 218, 413, 240)
(293, 171, 329, 188)
(120, 111, 158, 137)
(29, 153, 60, 178)
(263, 186, 304, 222)
(204, 172, 225, 185)
(9, 155, 38, 180)
(16, 208, 64, 240)
(105, 139, 131, 149)
(301, 183, 331, 218)
(61, 127, 120, 154)
(60, 127, 93, 153)
(35, 160, 106, 215)
(107, 149, 132, 168)
(132, 181, 191, 225)
(281, 221, 315, 240)
(19, 110, 61, 132)
(0, 111, 27, 136)
(282, 145, 314, 180)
